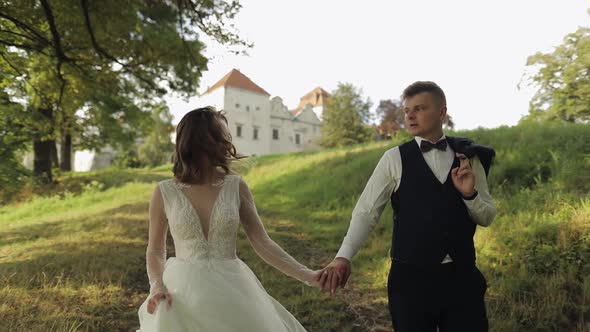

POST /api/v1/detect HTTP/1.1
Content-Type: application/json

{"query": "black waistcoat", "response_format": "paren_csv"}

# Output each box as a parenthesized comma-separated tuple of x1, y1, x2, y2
(390, 139, 477, 267)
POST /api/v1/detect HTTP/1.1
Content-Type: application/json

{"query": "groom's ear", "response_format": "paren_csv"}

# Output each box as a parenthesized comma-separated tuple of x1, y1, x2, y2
(439, 105, 447, 119)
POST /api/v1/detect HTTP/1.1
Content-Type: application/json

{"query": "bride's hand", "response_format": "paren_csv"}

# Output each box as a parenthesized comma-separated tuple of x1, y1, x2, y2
(147, 290, 172, 314)
(306, 269, 326, 288)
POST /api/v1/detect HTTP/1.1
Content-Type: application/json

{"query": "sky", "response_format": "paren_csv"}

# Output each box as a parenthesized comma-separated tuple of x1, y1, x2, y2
(166, 0, 590, 130)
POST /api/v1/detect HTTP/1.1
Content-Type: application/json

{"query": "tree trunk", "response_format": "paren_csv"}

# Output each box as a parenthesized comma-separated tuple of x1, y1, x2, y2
(32, 107, 54, 184)
(60, 132, 72, 171)
(33, 139, 53, 184)
(51, 140, 59, 168)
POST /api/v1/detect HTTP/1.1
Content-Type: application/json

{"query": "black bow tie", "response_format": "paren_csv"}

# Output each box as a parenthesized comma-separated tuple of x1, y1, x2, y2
(420, 139, 448, 153)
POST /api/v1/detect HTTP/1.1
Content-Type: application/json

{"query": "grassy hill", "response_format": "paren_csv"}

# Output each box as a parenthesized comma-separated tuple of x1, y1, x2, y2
(0, 122, 588, 331)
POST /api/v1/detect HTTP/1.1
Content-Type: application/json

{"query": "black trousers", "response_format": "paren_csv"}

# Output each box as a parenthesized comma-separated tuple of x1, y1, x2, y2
(387, 260, 488, 332)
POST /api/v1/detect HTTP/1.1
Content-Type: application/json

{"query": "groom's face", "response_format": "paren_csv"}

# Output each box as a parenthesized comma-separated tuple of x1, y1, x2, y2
(403, 92, 447, 139)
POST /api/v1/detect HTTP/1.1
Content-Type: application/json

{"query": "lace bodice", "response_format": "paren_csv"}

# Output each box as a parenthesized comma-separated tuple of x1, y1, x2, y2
(158, 175, 240, 260)
(144, 174, 316, 295)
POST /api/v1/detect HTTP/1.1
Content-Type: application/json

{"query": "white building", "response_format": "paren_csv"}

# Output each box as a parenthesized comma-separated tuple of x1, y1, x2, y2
(24, 69, 328, 172)
(197, 69, 326, 156)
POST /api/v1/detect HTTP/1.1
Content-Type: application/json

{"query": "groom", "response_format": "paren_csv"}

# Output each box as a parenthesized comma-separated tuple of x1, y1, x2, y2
(318, 81, 496, 331)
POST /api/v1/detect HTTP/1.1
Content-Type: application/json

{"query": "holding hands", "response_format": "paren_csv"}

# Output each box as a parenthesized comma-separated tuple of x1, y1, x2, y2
(315, 257, 351, 295)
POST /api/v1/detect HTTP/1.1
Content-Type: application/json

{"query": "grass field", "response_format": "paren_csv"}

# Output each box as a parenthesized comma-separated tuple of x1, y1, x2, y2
(1, 122, 589, 331)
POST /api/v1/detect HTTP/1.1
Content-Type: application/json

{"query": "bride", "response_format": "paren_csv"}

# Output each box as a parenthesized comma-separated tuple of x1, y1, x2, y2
(136, 106, 323, 331)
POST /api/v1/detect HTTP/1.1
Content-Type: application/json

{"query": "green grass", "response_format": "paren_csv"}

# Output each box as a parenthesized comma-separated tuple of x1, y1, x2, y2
(1, 122, 589, 331)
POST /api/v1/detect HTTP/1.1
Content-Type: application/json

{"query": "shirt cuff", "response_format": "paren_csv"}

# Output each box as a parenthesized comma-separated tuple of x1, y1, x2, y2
(461, 190, 478, 200)
(335, 245, 355, 261)
(463, 192, 484, 211)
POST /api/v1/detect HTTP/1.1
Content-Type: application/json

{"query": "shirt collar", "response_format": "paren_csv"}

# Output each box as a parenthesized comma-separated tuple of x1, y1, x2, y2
(414, 133, 447, 146)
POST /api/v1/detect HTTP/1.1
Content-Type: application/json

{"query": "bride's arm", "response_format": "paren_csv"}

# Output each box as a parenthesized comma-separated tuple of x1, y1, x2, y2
(238, 178, 320, 286)
(146, 185, 168, 295)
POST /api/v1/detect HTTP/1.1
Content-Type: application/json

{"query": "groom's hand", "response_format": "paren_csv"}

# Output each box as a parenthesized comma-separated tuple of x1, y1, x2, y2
(452, 153, 476, 197)
(317, 257, 351, 296)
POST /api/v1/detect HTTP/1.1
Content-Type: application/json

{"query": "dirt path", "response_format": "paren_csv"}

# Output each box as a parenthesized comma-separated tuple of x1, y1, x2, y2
(274, 223, 392, 331)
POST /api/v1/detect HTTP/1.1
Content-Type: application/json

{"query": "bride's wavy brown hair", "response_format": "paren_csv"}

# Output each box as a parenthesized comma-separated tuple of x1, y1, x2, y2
(173, 106, 246, 184)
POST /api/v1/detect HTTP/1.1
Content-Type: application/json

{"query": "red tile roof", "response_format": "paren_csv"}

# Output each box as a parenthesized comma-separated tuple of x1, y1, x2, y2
(290, 87, 330, 116)
(203, 69, 270, 96)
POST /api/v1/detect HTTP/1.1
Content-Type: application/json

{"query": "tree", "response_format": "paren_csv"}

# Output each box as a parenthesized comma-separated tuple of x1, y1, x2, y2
(523, 22, 590, 122)
(0, 0, 249, 183)
(375, 99, 404, 138)
(139, 103, 175, 167)
(0, 90, 30, 202)
(443, 114, 455, 130)
(320, 82, 373, 147)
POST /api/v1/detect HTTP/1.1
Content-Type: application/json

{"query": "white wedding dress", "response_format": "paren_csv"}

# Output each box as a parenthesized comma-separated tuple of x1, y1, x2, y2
(137, 175, 311, 331)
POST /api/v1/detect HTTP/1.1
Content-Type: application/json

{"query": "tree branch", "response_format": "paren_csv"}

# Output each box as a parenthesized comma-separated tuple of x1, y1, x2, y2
(39, 0, 69, 61)
(0, 50, 52, 107)
(80, 0, 144, 69)
(80, 0, 117, 62)
(39, 0, 68, 110)
(176, 0, 197, 89)
(0, 28, 38, 42)
(79, 0, 158, 91)
(0, 39, 46, 53)
(0, 12, 52, 47)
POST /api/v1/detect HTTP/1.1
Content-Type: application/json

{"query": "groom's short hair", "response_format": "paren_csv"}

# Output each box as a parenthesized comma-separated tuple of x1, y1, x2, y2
(402, 81, 447, 107)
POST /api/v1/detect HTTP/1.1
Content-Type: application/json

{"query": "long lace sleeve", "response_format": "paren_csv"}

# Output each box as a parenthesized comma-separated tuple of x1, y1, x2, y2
(146, 185, 168, 295)
(238, 178, 315, 285)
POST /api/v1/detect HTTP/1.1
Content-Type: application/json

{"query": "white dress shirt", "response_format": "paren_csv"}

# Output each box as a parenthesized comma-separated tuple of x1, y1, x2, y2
(336, 135, 497, 262)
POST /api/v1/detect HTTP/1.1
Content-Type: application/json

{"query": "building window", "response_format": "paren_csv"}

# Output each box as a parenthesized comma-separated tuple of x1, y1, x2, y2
(235, 103, 240, 108)
(236, 124, 242, 137)
(255, 106, 260, 111)
(253, 127, 259, 140)
(295, 133, 301, 145)
(272, 129, 279, 140)
(246, 105, 250, 111)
